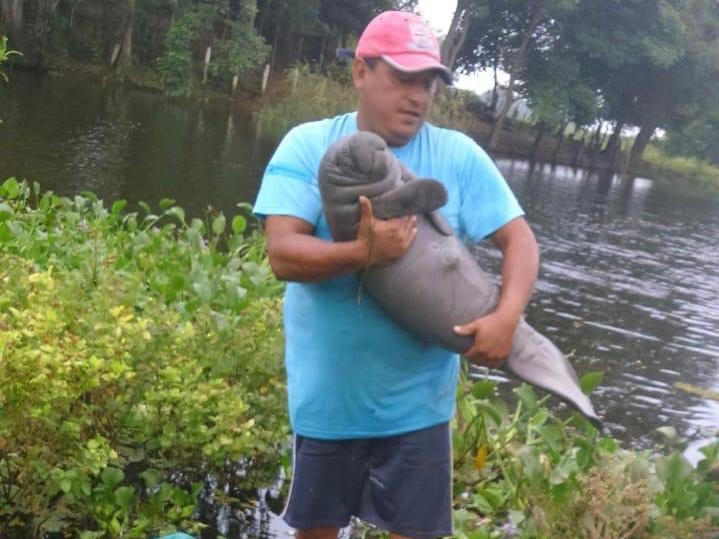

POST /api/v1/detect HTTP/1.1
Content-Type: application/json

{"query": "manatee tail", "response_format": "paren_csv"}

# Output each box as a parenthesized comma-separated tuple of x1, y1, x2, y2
(503, 320, 603, 429)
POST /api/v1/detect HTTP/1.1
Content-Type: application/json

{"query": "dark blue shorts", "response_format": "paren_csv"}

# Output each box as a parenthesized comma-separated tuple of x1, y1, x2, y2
(281, 422, 453, 538)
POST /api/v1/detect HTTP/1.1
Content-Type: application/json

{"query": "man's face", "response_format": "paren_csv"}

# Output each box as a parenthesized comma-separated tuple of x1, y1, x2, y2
(353, 58, 439, 147)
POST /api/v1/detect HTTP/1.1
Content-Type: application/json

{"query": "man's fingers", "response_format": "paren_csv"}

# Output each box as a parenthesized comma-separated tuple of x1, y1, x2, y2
(453, 322, 476, 336)
(358, 196, 373, 222)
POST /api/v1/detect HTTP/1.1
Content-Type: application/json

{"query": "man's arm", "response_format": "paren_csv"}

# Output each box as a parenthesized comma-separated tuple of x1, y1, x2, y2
(453, 216, 540, 367)
(265, 196, 417, 282)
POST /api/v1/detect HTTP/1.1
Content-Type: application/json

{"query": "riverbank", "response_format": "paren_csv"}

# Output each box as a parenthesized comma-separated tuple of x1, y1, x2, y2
(0, 177, 716, 538)
(10, 56, 719, 189)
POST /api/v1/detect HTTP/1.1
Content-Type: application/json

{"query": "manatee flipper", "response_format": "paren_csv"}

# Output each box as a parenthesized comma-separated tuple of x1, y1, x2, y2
(426, 209, 454, 237)
(371, 179, 448, 220)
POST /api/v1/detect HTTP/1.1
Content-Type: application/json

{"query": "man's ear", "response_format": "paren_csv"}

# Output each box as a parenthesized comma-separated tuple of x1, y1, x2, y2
(352, 58, 367, 89)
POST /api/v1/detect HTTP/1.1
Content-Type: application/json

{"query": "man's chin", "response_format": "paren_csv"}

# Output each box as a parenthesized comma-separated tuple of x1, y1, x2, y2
(386, 127, 420, 147)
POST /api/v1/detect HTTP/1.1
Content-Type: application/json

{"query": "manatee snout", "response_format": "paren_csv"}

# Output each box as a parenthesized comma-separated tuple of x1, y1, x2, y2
(346, 132, 391, 183)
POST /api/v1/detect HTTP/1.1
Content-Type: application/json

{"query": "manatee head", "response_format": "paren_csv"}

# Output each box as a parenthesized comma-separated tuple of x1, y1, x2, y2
(333, 131, 401, 188)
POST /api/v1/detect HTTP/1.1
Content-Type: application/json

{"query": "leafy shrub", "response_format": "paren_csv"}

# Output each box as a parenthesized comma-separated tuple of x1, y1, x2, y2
(642, 145, 719, 189)
(256, 64, 356, 138)
(255, 68, 486, 141)
(156, 6, 216, 96)
(451, 369, 719, 538)
(0, 179, 287, 537)
(0, 35, 21, 83)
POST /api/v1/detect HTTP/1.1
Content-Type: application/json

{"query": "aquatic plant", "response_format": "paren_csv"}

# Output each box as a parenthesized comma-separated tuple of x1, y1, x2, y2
(0, 178, 287, 537)
(450, 367, 719, 538)
(0, 35, 21, 83)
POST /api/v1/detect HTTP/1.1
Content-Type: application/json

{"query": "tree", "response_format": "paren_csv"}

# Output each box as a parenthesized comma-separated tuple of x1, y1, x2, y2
(453, 0, 579, 151)
(563, 0, 719, 170)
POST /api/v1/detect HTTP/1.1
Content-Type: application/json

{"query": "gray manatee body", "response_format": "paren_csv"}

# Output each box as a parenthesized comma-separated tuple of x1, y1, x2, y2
(319, 131, 602, 428)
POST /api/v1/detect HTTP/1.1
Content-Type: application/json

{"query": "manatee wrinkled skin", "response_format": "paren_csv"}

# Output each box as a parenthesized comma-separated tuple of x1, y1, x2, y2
(318, 131, 602, 428)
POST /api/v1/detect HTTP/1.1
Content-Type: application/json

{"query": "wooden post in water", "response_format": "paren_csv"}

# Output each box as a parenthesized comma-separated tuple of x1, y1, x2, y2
(261, 63, 270, 94)
(202, 46, 212, 85)
(291, 66, 299, 94)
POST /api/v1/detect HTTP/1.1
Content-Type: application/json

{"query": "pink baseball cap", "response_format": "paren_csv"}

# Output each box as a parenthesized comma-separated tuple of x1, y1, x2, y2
(340, 11, 453, 84)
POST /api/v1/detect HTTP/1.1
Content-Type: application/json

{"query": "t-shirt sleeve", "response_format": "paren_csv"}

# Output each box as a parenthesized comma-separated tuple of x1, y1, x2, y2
(455, 133, 524, 242)
(253, 125, 323, 226)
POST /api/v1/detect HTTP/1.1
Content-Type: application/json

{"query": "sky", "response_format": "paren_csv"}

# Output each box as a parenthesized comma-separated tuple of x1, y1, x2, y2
(415, 0, 504, 94)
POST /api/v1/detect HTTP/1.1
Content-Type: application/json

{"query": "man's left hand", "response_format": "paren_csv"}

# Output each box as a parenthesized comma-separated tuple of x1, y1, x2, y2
(453, 311, 519, 368)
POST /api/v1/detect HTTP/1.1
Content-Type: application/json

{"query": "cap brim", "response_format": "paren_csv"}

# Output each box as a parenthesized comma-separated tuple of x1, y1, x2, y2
(381, 54, 453, 85)
(336, 48, 355, 60)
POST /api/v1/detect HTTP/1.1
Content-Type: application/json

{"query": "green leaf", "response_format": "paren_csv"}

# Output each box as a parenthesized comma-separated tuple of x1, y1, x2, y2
(656, 453, 693, 485)
(475, 401, 502, 426)
(0, 202, 14, 218)
(166, 206, 186, 224)
(212, 214, 226, 236)
(232, 214, 247, 234)
(101, 467, 125, 487)
(471, 379, 496, 400)
(193, 281, 212, 302)
(111, 200, 127, 215)
(3, 177, 20, 199)
(549, 457, 577, 485)
(138, 201, 152, 214)
(115, 486, 135, 509)
(579, 371, 603, 395)
(514, 384, 538, 411)
(141, 469, 161, 487)
(159, 198, 176, 210)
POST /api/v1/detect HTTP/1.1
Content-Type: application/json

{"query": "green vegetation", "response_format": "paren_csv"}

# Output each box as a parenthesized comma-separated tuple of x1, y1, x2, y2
(256, 65, 356, 138)
(0, 179, 287, 537)
(3, 0, 719, 177)
(451, 371, 719, 538)
(0, 177, 716, 537)
(643, 145, 719, 189)
(256, 65, 483, 140)
(0, 35, 21, 83)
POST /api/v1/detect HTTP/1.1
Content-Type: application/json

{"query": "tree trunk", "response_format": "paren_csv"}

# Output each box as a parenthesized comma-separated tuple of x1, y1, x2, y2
(1, 0, 33, 65)
(627, 122, 657, 171)
(440, 0, 471, 70)
(588, 122, 603, 171)
(605, 121, 623, 155)
(488, 3, 545, 151)
(551, 121, 568, 167)
(530, 128, 544, 164)
(604, 121, 624, 172)
(33, 0, 62, 67)
(490, 64, 499, 111)
(118, 0, 135, 73)
(0, 0, 23, 41)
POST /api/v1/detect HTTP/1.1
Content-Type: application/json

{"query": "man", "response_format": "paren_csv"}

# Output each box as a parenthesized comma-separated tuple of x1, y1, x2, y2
(253, 10, 539, 539)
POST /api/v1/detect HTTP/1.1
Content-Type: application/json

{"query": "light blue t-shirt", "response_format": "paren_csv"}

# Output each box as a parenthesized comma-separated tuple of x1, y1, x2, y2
(254, 112, 523, 439)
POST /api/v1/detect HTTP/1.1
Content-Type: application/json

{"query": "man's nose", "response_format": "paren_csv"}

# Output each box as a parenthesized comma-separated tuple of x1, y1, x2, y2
(406, 81, 432, 103)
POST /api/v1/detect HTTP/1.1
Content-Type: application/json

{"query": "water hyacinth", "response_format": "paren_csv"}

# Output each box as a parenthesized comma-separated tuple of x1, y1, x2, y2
(0, 178, 287, 537)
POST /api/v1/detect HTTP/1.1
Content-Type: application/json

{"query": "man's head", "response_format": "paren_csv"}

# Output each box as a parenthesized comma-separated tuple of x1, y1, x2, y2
(348, 11, 453, 147)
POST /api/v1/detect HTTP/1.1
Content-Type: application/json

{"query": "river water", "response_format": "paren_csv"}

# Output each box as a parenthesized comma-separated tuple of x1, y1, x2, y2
(1, 71, 718, 529)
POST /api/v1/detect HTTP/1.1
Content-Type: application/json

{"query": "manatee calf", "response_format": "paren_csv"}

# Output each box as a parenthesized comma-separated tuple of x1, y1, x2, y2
(318, 131, 602, 428)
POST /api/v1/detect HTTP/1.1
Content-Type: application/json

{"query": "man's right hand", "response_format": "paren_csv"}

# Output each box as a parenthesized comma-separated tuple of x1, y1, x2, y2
(355, 196, 417, 266)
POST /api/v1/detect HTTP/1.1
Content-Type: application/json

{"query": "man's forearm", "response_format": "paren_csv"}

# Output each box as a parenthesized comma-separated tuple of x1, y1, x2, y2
(267, 231, 368, 282)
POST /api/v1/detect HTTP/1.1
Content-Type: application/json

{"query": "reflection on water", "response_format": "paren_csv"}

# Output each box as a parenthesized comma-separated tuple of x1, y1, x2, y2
(0, 72, 276, 218)
(486, 160, 719, 450)
(2, 72, 719, 536)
